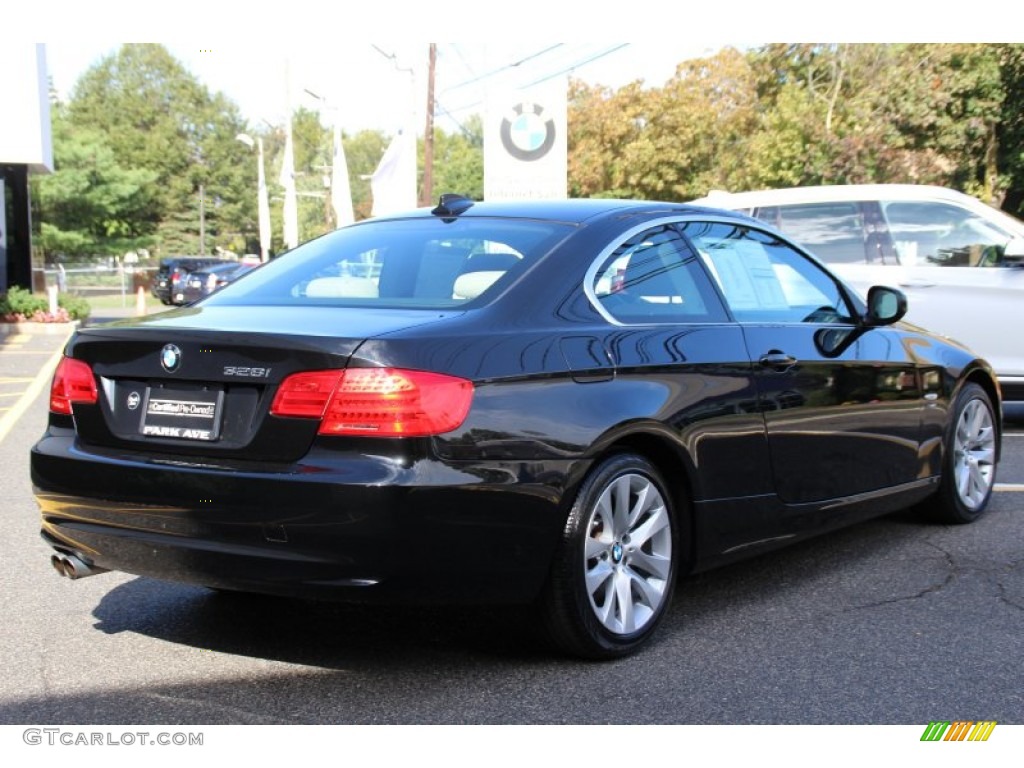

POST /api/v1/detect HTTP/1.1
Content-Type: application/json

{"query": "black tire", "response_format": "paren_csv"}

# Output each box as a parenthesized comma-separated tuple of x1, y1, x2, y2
(927, 382, 998, 524)
(541, 453, 680, 659)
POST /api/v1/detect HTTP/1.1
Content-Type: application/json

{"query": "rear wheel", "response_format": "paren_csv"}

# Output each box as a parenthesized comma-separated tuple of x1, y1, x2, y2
(928, 382, 998, 524)
(542, 453, 679, 659)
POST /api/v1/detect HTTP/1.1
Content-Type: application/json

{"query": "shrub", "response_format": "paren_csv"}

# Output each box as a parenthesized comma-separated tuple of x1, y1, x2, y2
(0, 286, 91, 323)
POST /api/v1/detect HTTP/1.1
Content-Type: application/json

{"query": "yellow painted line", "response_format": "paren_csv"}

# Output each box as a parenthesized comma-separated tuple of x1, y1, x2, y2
(994, 484, 1024, 492)
(0, 377, 35, 384)
(0, 392, 26, 398)
(0, 350, 66, 355)
(0, 346, 63, 444)
(3, 333, 30, 343)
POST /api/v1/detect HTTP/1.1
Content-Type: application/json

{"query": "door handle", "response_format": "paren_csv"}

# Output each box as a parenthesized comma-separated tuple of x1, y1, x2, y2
(897, 280, 936, 289)
(759, 351, 798, 372)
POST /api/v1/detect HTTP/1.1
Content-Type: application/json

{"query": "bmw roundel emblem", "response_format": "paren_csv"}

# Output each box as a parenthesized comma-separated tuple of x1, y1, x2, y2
(500, 102, 556, 162)
(160, 344, 182, 373)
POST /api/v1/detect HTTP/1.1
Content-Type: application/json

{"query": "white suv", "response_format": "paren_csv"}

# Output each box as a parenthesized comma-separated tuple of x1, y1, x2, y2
(692, 184, 1024, 400)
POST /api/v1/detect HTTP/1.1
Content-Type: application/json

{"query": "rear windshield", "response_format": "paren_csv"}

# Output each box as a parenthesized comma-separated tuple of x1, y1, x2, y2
(205, 217, 574, 310)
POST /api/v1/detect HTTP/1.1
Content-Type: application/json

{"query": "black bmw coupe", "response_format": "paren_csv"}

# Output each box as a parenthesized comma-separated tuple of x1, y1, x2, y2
(32, 195, 1001, 658)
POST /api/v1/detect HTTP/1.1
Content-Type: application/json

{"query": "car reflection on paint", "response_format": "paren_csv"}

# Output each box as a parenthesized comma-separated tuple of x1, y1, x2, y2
(180, 262, 258, 304)
(32, 194, 1001, 659)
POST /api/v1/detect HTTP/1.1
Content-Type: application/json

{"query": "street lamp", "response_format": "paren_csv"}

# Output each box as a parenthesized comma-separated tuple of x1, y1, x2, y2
(236, 133, 272, 262)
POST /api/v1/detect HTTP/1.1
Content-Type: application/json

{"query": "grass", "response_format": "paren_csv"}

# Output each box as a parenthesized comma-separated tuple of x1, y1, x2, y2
(80, 290, 164, 313)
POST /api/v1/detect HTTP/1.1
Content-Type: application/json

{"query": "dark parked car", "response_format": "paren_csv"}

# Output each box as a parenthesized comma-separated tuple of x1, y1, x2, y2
(33, 195, 1001, 658)
(180, 262, 257, 304)
(150, 257, 233, 305)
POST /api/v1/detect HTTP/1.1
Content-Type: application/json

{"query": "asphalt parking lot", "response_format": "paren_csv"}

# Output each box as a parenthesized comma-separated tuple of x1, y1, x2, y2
(0, 318, 1021, 734)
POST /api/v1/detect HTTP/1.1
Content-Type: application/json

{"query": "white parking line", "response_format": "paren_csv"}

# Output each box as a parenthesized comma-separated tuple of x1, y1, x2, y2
(0, 347, 63, 444)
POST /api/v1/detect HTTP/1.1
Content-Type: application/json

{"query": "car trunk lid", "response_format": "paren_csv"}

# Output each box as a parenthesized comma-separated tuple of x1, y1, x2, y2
(63, 306, 461, 463)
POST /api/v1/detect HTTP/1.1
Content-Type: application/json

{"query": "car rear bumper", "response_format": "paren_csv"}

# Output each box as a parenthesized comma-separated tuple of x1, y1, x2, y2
(31, 432, 578, 604)
(997, 376, 1024, 403)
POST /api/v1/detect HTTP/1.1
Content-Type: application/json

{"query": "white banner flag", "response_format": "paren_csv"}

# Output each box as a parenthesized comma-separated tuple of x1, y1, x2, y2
(280, 120, 299, 250)
(370, 130, 417, 217)
(332, 123, 355, 228)
(256, 138, 272, 261)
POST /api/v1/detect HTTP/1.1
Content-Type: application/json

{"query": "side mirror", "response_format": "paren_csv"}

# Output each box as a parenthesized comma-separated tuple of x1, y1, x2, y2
(1003, 236, 1024, 263)
(865, 286, 907, 326)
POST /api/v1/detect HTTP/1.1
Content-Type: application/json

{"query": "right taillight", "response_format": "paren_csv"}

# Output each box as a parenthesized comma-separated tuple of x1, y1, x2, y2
(50, 356, 98, 415)
(271, 367, 473, 437)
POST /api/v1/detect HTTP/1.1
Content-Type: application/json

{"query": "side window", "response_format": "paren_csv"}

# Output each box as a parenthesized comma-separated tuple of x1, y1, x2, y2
(881, 200, 1013, 267)
(591, 225, 727, 324)
(681, 221, 855, 324)
(753, 202, 883, 265)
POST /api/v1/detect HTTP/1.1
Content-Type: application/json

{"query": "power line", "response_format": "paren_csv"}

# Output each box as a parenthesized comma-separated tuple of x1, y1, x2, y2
(439, 44, 566, 95)
(522, 44, 631, 87)
(435, 44, 634, 120)
(370, 44, 414, 75)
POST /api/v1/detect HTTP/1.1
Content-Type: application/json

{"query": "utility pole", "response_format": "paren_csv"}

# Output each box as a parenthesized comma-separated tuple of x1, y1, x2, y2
(421, 43, 436, 207)
(198, 183, 206, 255)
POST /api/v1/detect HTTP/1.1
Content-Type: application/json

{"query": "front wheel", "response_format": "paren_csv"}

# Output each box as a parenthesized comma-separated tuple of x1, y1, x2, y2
(928, 382, 998, 524)
(541, 453, 680, 659)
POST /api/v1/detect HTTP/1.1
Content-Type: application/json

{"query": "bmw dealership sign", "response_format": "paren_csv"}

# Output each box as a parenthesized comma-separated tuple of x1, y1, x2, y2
(484, 78, 568, 200)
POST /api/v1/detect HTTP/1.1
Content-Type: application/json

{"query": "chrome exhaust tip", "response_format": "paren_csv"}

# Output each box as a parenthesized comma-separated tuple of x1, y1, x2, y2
(50, 552, 108, 580)
(50, 553, 68, 577)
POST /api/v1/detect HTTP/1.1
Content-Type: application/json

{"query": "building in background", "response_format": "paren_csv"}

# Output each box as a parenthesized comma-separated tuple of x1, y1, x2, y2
(0, 43, 53, 292)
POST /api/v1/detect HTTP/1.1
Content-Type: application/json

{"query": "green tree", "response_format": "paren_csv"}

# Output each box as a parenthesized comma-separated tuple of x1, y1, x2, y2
(568, 79, 650, 198)
(428, 115, 484, 201)
(747, 44, 1009, 193)
(343, 129, 390, 220)
(568, 48, 759, 200)
(67, 44, 253, 256)
(996, 44, 1024, 216)
(34, 109, 158, 258)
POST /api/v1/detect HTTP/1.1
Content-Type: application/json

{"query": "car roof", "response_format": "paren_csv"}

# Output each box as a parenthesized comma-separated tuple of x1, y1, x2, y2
(160, 256, 231, 267)
(196, 262, 247, 273)
(367, 197, 756, 226)
(691, 184, 985, 209)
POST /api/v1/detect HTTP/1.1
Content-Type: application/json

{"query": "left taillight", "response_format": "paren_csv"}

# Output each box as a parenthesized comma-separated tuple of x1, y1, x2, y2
(49, 356, 98, 415)
(270, 367, 474, 437)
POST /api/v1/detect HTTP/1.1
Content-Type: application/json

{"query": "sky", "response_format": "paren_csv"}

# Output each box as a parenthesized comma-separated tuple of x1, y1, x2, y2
(30, 0, 1013, 136)
(44, 42, 739, 135)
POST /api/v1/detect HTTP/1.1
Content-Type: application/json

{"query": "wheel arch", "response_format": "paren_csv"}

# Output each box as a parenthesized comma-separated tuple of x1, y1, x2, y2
(587, 425, 700, 574)
(961, 365, 1003, 462)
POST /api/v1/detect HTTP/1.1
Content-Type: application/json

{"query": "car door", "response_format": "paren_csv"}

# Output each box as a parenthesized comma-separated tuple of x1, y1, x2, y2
(753, 197, 1024, 394)
(587, 222, 775, 505)
(680, 220, 926, 505)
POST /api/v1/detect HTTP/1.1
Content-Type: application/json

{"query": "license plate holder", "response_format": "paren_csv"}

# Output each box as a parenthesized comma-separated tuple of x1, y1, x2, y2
(140, 386, 224, 441)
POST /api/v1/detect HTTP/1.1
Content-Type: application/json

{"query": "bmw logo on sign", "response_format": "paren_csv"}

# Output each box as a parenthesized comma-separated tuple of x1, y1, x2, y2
(160, 344, 182, 373)
(500, 103, 556, 162)
(484, 80, 567, 202)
